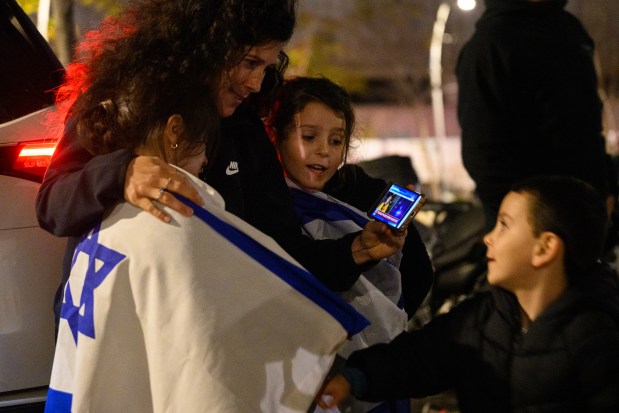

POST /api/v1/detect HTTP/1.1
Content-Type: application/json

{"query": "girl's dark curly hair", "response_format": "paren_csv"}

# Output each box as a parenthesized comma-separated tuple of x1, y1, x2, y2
(54, 0, 296, 160)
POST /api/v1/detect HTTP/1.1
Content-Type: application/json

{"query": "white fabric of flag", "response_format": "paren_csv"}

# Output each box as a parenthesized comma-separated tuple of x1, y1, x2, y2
(45, 169, 368, 413)
(287, 180, 408, 356)
(287, 179, 409, 413)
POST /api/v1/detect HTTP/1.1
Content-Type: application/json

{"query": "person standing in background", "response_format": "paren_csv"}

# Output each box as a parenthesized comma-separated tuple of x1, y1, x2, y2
(457, 0, 608, 231)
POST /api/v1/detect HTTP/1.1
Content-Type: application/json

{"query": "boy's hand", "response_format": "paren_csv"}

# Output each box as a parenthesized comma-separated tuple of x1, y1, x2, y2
(316, 374, 351, 409)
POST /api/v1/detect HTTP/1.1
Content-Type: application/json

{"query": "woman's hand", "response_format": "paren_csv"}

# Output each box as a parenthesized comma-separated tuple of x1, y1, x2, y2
(124, 156, 204, 223)
(351, 220, 405, 265)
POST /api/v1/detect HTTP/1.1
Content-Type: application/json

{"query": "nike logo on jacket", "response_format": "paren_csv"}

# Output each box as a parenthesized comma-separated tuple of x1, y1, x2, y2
(225, 161, 239, 176)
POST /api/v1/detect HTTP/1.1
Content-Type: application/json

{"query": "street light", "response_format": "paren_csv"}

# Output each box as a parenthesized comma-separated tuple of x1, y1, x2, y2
(457, 0, 477, 12)
(429, 0, 475, 199)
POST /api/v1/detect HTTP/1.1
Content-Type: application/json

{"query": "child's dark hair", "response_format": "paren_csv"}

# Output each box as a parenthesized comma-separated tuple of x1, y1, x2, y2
(510, 175, 608, 283)
(266, 76, 356, 163)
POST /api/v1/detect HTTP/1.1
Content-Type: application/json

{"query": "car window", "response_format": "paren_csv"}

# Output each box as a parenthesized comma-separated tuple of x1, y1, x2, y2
(0, 0, 64, 124)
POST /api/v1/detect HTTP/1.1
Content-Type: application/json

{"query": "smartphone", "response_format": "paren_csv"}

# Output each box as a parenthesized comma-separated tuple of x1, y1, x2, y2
(368, 183, 426, 234)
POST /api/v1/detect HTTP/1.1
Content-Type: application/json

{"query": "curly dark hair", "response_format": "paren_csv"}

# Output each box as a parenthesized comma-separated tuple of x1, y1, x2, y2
(54, 0, 296, 161)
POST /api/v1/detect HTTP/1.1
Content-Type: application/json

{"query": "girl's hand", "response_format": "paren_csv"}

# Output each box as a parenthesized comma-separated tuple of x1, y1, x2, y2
(352, 220, 405, 265)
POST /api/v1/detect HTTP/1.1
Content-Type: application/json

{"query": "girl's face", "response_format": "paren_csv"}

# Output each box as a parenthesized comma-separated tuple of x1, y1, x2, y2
(138, 115, 208, 177)
(484, 192, 538, 291)
(277, 101, 347, 191)
(215, 41, 285, 118)
(177, 149, 207, 177)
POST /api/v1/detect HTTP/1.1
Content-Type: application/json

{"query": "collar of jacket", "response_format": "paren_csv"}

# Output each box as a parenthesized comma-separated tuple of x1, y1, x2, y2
(491, 262, 619, 330)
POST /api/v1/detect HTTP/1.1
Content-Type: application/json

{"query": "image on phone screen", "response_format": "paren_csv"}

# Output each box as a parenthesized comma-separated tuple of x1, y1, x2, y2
(369, 184, 425, 231)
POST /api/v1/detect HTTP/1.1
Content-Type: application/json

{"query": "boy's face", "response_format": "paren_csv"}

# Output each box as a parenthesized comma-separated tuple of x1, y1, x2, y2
(277, 101, 346, 191)
(484, 191, 538, 291)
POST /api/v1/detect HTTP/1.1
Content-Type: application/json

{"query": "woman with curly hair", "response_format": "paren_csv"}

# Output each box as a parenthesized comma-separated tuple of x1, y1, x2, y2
(38, 0, 296, 327)
(42, 1, 373, 412)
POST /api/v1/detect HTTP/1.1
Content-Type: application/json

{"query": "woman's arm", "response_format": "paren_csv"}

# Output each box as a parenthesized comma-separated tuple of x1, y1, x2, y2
(35, 121, 134, 236)
(36, 121, 204, 236)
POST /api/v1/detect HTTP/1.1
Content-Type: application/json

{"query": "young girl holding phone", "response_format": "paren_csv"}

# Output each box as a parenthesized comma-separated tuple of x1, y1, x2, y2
(266, 76, 434, 413)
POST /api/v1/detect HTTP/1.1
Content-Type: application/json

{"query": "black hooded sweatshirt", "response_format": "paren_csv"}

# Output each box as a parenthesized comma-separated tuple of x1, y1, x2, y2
(457, 0, 608, 223)
(345, 262, 619, 412)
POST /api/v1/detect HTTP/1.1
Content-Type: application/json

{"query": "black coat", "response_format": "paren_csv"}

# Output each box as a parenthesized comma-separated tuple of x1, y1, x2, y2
(346, 263, 619, 412)
(457, 0, 608, 219)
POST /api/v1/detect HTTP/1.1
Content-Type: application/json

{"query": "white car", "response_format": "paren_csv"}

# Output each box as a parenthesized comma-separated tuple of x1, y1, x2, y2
(0, 0, 66, 411)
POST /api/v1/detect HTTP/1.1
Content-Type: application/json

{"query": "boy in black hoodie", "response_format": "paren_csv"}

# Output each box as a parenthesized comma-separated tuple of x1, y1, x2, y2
(318, 175, 619, 412)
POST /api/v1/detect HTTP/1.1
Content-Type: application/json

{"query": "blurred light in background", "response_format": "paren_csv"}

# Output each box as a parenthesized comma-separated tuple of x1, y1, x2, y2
(457, 0, 477, 12)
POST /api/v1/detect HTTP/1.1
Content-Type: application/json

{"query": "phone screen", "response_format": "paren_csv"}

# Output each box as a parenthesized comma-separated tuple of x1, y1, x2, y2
(368, 184, 426, 231)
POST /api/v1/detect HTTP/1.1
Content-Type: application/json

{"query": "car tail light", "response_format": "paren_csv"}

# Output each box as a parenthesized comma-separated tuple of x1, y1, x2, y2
(0, 141, 58, 182)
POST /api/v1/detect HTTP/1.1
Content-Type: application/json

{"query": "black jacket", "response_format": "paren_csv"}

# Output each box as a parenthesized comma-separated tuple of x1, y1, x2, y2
(324, 164, 434, 317)
(203, 105, 370, 291)
(346, 263, 619, 412)
(36, 104, 373, 322)
(457, 0, 608, 217)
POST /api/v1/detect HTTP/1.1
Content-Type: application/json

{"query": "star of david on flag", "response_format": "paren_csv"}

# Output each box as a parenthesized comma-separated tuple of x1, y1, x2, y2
(61, 224, 125, 343)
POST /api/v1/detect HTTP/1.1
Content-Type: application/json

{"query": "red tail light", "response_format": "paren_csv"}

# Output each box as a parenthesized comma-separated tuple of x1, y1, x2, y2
(8, 142, 58, 182)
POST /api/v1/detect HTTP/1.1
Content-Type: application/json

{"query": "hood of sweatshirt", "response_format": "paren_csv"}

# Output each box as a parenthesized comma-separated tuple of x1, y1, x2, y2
(543, 262, 619, 324)
(482, 0, 567, 18)
(493, 262, 619, 333)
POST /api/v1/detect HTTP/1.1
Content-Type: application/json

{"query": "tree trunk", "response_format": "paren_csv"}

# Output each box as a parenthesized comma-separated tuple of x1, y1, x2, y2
(51, 0, 76, 65)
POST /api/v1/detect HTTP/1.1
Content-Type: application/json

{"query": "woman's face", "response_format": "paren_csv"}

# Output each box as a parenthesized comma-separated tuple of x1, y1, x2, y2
(215, 41, 285, 118)
(277, 101, 346, 191)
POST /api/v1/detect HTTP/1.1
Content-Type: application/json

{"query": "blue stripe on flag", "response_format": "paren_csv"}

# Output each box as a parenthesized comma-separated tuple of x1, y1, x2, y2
(178, 195, 369, 337)
(289, 188, 370, 228)
(44, 388, 72, 413)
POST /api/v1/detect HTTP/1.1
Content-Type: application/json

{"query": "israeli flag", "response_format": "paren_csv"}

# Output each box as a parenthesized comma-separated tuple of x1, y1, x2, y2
(287, 179, 409, 413)
(45, 169, 368, 413)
